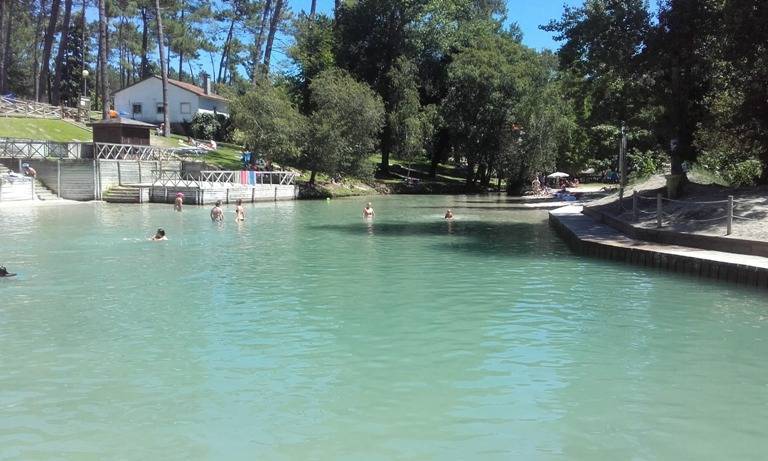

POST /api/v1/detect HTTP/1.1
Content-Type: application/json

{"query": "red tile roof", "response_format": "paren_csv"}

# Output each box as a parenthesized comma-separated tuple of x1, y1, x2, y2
(113, 76, 228, 102)
(167, 78, 228, 102)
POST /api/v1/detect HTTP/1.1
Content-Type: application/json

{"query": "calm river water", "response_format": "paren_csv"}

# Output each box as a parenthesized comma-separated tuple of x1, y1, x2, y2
(1, 195, 767, 460)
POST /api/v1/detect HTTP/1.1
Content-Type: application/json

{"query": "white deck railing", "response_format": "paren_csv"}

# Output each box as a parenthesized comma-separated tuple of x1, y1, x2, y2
(198, 170, 297, 186)
(0, 138, 85, 159)
(95, 142, 181, 161)
(150, 169, 297, 188)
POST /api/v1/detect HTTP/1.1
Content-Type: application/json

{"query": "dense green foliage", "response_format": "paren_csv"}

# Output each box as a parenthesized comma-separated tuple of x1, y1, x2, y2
(303, 69, 385, 184)
(230, 81, 306, 165)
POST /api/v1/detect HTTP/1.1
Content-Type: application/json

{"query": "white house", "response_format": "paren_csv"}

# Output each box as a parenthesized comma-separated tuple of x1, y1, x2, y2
(113, 74, 228, 127)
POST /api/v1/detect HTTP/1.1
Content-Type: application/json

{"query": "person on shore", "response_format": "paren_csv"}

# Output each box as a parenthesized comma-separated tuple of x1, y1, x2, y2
(444, 209, 454, 220)
(234, 199, 245, 222)
(531, 176, 541, 195)
(363, 202, 375, 218)
(211, 201, 224, 223)
(174, 193, 184, 212)
(151, 228, 167, 241)
(0, 266, 17, 277)
(22, 163, 36, 178)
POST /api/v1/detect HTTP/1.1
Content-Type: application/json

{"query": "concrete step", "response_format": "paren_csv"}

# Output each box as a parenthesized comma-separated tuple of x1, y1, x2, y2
(33, 179, 59, 201)
(103, 186, 142, 203)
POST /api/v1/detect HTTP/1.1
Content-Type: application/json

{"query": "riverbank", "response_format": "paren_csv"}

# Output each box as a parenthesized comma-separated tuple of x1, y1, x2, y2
(549, 204, 768, 288)
(587, 175, 768, 241)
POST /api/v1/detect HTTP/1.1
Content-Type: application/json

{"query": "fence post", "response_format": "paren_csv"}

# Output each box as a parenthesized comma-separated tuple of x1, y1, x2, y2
(57, 159, 61, 198)
(633, 191, 638, 222)
(117, 162, 122, 186)
(274, 186, 278, 202)
(656, 193, 663, 229)
(726, 195, 734, 236)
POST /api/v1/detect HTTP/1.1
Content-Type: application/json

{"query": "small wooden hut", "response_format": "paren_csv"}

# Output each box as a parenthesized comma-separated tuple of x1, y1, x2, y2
(90, 118, 156, 146)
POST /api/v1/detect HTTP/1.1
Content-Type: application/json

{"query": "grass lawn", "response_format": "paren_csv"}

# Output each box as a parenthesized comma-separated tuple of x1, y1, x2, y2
(0, 117, 92, 142)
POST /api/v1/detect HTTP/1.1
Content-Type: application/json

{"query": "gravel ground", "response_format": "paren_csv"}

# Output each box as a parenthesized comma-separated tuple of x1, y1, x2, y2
(588, 176, 768, 241)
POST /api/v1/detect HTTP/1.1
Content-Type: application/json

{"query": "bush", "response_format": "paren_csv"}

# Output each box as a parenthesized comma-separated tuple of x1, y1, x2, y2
(697, 150, 761, 187)
(628, 149, 665, 179)
(189, 113, 233, 142)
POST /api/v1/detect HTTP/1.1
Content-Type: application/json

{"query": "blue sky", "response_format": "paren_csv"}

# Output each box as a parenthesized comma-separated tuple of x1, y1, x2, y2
(93, 1, 585, 82)
(287, 0, 583, 50)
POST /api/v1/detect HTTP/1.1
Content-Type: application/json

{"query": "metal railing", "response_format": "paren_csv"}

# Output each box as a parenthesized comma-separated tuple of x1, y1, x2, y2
(0, 138, 85, 159)
(151, 170, 200, 188)
(149, 169, 297, 188)
(198, 170, 297, 186)
(95, 142, 181, 161)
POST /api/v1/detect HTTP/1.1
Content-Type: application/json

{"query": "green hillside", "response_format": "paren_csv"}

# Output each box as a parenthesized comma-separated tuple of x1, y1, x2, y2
(0, 118, 92, 142)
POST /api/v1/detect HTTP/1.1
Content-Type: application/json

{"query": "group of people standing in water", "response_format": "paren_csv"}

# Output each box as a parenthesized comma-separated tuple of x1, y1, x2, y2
(151, 197, 247, 241)
(148, 199, 454, 242)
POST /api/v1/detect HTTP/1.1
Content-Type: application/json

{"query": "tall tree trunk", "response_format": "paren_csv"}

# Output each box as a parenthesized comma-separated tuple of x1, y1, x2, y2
(38, 0, 62, 102)
(140, 7, 149, 78)
(251, 0, 271, 82)
(32, 0, 48, 100)
(310, 0, 317, 18)
(177, 7, 184, 81)
(208, 50, 217, 83)
(51, 0, 74, 105)
(155, 0, 169, 136)
(334, 0, 341, 16)
(2, 1, 10, 93)
(0, 0, 8, 94)
(217, 17, 235, 84)
(262, 0, 283, 76)
(118, 15, 125, 89)
(97, 0, 108, 118)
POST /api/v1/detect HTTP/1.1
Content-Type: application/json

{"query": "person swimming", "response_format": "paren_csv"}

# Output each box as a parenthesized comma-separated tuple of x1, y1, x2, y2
(174, 193, 184, 212)
(0, 266, 17, 277)
(444, 209, 454, 219)
(151, 228, 167, 241)
(211, 201, 224, 222)
(234, 199, 245, 222)
(363, 202, 375, 218)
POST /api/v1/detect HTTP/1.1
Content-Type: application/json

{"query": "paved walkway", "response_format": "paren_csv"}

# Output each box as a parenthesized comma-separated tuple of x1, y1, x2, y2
(550, 205, 768, 287)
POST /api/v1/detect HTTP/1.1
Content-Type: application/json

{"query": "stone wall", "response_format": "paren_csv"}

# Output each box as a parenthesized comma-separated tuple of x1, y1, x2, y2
(0, 158, 96, 200)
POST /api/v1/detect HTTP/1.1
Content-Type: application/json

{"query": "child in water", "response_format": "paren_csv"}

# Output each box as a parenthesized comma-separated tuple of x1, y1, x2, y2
(151, 228, 167, 241)
(211, 201, 224, 223)
(234, 199, 245, 222)
(0, 266, 17, 277)
(444, 209, 454, 219)
(363, 202, 375, 218)
(174, 193, 183, 212)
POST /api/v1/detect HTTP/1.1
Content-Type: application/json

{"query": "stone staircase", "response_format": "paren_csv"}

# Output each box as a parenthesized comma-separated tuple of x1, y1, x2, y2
(103, 185, 143, 203)
(0, 164, 60, 201)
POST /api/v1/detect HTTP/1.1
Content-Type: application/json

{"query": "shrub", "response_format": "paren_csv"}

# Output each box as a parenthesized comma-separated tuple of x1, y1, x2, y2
(189, 113, 221, 140)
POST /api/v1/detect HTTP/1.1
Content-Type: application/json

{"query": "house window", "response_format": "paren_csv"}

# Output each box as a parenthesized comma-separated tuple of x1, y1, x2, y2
(180, 102, 191, 114)
(156, 103, 164, 114)
(132, 103, 142, 114)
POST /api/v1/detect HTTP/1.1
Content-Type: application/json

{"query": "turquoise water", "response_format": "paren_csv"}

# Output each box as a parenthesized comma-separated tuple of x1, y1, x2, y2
(1, 195, 767, 460)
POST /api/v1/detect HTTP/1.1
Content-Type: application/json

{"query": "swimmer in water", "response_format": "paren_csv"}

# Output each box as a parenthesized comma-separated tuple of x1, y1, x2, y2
(211, 201, 224, 223)
(444, 209, 454, 219)
(234, 199, 245, 222)
(363, 202, 375, 218)
(151, 228, 167, 241)
(0, 266, 17, 277)
(174, 193, 184, 212)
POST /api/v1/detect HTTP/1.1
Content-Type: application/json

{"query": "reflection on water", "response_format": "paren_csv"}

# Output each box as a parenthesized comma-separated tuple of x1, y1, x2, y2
(0, 195, 767, 460)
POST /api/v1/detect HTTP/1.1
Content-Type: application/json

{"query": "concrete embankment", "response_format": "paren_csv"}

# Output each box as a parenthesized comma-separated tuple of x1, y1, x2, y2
(549, 205, 768, 288)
